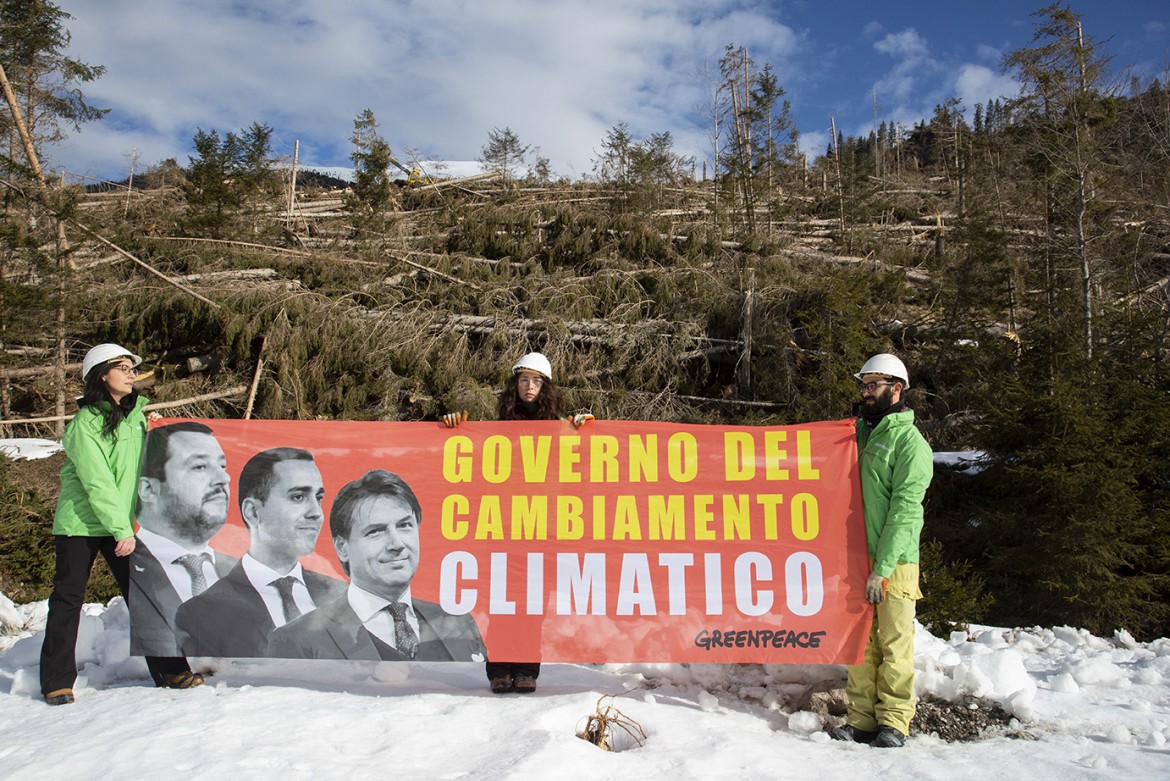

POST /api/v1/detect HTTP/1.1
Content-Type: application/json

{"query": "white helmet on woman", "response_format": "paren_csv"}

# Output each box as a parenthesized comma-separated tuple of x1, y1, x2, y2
(854, 353, 910, 389)
(512, 352, 552, 381)
(82, 343, 142, 380)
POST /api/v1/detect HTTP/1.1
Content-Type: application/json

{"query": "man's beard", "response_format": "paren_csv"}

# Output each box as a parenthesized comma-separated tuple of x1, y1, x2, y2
(182, 510, 225, 542)
(165, 491, 227, 544)
(863, 387, 896, 415)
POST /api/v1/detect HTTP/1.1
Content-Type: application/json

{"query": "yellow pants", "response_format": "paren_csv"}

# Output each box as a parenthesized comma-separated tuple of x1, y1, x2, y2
(844, 562, 921, 735)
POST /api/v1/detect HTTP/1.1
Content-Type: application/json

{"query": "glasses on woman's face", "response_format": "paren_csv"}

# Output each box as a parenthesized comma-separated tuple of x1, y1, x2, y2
(107, 364, 139, 377)
(518, 376, 544, 389)
(857, 380, 893, 394)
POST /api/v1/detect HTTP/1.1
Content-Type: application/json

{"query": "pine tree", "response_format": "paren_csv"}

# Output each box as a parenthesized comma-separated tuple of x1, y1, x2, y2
(479, 126, 529, 187)
(747, 63, 797, 191)
(184, 128, 240, 237)
(0, 0, 106, 165)
(234, 122, 278, 235)
(181, 122, 276, 237)
(959, 350, 1170, 639)
(1004, 3, 1117, 359)
(346, 108, 393, 235)
(593, 122, 633, 186)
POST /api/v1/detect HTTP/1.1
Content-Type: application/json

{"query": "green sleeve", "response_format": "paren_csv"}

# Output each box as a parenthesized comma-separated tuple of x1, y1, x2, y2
(872, 431, 932, 577)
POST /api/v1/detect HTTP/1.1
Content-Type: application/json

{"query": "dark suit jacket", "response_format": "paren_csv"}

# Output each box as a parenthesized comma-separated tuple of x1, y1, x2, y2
(267, 593, 487, 662)
(174, 562, 347, 657)
(129, 539, 237, 657)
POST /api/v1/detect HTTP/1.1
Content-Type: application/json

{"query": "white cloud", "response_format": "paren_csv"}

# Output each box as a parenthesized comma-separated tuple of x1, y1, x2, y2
(953, 64, 1019, 108)
(867, 28, 937, 107)
(975, 43, 1003, 65)
(800, 129, 830, 159)
(49, 0, 803, 180)
(874, 29, 930, 60)
(39, 1, 1159, 181)
(859, 25, 1022, 141)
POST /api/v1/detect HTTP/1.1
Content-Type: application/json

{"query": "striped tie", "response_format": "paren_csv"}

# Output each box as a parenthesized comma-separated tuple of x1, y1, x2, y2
(174, 552, 212, 597)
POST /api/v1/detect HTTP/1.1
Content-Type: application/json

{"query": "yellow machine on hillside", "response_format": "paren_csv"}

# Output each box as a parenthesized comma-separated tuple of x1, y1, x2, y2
(389, 155, 433, 186)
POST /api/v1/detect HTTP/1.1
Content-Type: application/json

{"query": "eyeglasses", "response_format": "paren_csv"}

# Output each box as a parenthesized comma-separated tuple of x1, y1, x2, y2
(517, 376, 544, 388)
(108, 364, 139, 377)
(857, 380, 894, 393)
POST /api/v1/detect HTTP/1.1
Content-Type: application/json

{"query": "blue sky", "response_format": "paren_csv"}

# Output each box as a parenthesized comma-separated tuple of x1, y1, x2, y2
(45, 1, 1170, 183)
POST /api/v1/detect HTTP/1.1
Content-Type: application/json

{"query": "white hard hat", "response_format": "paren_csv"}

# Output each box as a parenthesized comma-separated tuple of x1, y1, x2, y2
(854, 353, 910, 389)
(82, 343, 142, 380)
(512, 352, 552, 381)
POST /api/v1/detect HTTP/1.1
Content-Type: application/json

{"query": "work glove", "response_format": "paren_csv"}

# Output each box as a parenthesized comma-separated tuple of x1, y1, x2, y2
(569, 413, 595, 429)
(443, 410, 468, 428)
(865, 571, 888, 605)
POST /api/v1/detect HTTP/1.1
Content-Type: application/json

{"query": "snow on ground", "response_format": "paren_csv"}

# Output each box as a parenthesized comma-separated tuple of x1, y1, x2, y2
(2, 438, 1168, 779)
(0, 438, 61, 461)
(1, 594, 1168, 780)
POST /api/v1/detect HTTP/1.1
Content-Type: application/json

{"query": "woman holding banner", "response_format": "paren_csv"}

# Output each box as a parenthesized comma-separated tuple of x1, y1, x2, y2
(39, 343, 204, 706)
(444, 351, 592, 693)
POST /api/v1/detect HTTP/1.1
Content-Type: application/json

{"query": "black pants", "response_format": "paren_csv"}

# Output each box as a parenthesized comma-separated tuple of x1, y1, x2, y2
(486, 661, 541, 680)
(40, 535, 190, 695)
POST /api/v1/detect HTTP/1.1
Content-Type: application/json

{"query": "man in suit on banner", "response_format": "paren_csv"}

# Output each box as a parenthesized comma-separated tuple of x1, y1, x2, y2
(130, 421, 237, 657)
(268, 469, 486, 662)
(175, 448, 346, 657)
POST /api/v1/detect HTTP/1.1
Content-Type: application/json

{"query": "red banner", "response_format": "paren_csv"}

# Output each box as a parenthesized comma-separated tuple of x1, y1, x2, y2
(129, 418, 872, 664)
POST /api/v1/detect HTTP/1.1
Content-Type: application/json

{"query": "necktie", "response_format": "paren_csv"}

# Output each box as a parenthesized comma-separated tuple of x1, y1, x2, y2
(175, 552, 212, 597)
(271, 576, 303, 624)
(387, 601, 419, 659)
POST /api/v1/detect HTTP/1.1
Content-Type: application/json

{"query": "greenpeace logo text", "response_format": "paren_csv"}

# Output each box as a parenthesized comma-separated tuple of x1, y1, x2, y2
(694, 627, 826, 650)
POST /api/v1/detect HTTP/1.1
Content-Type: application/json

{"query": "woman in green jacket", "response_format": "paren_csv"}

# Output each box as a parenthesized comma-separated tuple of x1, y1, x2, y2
(39, 343, 202, 705)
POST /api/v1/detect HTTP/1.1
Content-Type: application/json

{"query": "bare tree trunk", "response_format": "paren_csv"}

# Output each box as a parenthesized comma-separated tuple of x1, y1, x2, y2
(730, 83, 754, 231)
(5, 386, 250, 424)
(712, 108, 720, 228)
(955, 123, 965, 216)
(1075, 21, 1094, 359)
(742, 52, 753, 176)
(0, 62, 47, 185)
(831, 116, 847, 247)
(1044, 183, 1056, 337)
(72, 221, 223, 309)
(0, 61, 70, 253)
(244, 336, 268, 419)
(124, 149, 139, 221)
(1074, 128, 1094, 358)
(895, 122, 902, 175)
(739, 269, 755, 393)
(287, 139, 300, 231)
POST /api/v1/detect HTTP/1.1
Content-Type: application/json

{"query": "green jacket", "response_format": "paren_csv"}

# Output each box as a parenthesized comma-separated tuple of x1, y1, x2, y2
(53, 395, 149, 540)
(856, 408, 933, 578)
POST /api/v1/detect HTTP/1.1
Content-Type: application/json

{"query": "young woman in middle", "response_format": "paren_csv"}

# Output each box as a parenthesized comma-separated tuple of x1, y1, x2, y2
(443, 351, 592, 693)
